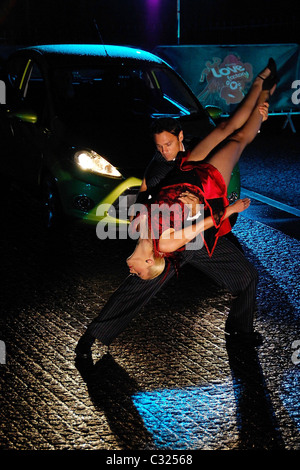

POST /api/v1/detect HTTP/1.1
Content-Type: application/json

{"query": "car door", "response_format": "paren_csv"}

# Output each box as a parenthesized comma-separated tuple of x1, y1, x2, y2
(1, 55, 27, 181)
(5, 57, 50, 187)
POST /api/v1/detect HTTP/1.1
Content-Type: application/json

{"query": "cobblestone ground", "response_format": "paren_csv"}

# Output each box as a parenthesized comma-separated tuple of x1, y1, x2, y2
(0, 119, 299, 452)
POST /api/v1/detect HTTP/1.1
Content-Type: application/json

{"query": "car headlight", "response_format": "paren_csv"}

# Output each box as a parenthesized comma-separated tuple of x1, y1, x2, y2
(74, 150, 122, 178)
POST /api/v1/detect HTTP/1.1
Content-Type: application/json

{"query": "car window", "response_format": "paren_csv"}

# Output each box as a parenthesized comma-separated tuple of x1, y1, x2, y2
(3, 56, 29, 104)
(50, 64, 203, 121)
(22, 62, 47, 118)
(150, 68, 200, 116)
(6, 56, 28, 89)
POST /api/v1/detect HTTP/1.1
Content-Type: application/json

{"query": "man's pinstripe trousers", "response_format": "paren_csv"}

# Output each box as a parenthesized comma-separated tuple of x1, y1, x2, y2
(86, 236, 258, 346)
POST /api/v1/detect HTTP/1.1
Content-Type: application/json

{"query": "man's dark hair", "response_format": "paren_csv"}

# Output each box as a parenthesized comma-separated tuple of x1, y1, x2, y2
(150, 117, 182, 138)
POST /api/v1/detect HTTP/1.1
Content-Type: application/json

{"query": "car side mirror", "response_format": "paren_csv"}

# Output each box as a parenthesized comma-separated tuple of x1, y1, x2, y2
(205, 105, 223, 120)
(8, 109, 38, 124)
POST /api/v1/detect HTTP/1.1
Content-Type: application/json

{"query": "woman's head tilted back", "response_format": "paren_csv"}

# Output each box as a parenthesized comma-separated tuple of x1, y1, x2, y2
(126, 238, 166, 280)
(145, 255, 166, 280)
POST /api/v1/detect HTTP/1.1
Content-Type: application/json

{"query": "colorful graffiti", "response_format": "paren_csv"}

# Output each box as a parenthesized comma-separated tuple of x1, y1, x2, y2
(198, 54, 253, 105)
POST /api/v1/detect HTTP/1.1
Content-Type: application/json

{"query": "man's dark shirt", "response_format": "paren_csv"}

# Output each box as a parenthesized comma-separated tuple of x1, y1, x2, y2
(144, 150, 177, 190)
(137, 146, 201, 201)
(134, 151, 175, 204)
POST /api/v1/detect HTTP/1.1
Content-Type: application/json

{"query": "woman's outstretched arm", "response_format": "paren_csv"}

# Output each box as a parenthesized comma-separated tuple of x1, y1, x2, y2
(158, 198, 250, 253)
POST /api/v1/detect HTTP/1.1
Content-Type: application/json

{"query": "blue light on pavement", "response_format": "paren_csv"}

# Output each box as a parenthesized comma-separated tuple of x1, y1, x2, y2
(132, 381, 237, 449)
(280, 367, 300, 430)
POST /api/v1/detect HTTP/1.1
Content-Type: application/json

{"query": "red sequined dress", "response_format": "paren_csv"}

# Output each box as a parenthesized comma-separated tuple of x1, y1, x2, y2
(131, 152, 231, 259)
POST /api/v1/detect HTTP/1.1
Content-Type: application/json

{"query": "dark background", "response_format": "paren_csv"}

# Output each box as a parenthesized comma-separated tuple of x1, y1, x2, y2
(0, 0, 299, 51)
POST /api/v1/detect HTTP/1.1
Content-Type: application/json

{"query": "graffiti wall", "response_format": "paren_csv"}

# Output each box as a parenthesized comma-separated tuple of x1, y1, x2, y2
(153, 44, 300, 114)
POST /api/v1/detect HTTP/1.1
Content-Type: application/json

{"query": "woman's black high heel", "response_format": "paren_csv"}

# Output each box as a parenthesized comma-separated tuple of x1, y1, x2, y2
(258, 58, 279, 90)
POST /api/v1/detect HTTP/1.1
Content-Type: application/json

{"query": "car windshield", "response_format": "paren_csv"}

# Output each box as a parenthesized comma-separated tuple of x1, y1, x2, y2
(50, 64, 201, 121)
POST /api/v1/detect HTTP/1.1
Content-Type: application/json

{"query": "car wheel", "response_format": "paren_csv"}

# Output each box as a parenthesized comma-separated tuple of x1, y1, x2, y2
(41, 175, 63, 230)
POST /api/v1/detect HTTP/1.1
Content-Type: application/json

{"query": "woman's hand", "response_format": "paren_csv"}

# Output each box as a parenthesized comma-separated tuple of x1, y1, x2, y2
(229, 198, 251, 214)
(258, 102, 269, 122)
(178, 191, 201, 217)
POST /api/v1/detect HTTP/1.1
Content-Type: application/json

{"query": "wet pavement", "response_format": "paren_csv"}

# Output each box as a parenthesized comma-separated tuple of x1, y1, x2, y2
(0, 117, 299, 455)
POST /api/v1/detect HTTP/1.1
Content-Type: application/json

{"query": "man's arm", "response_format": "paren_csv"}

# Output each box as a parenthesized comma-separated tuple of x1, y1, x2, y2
(139, 177, 147, 193)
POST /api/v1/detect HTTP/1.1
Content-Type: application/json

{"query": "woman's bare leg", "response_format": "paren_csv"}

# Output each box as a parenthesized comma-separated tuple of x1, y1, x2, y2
(206, 90, 270, 188)
(189, 63, 273, 161)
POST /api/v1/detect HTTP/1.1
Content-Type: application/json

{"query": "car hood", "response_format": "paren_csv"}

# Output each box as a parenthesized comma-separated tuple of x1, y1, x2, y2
(60, 114, 155, 179)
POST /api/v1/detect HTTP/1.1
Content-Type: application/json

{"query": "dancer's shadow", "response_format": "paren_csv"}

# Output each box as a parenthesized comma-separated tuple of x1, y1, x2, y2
(226, 341, 285, 450)
(75, 353, 155, 450)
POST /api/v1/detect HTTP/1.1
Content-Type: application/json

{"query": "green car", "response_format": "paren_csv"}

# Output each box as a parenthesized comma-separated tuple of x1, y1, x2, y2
(0, 44, 240, 232)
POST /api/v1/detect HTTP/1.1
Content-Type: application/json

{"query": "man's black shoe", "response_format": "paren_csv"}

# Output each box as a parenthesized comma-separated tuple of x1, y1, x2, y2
(75, 331, 95, 359)
(75, 346, 92, 360)
(75, 354, 95, 381)
(225, 330, 263, 347)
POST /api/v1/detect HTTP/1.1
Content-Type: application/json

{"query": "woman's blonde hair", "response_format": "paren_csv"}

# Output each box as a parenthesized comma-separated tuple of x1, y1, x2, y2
(146, 255, 166, 280)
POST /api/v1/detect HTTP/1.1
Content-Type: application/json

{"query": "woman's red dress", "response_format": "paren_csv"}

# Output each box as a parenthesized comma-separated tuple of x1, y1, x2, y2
(131, 152, 232, 259)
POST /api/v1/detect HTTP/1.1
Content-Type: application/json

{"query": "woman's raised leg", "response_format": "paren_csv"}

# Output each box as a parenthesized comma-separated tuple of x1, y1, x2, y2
(189, 60, 276, 161)
(205, 90, 270, 188)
